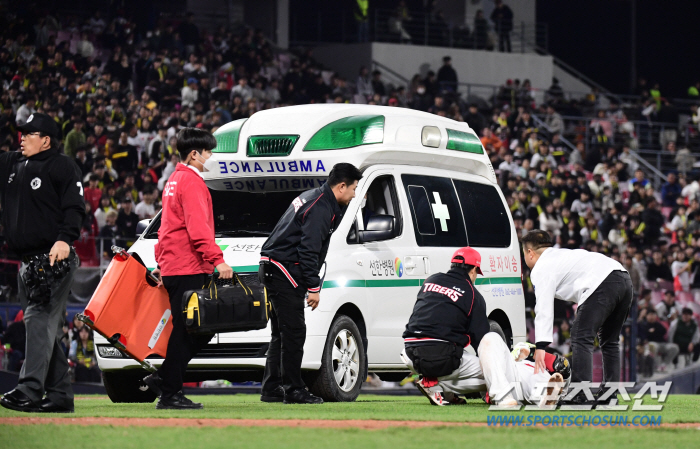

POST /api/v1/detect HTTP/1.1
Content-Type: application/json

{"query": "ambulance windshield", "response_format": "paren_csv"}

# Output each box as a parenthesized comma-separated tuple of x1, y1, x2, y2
(142, 177, 329, 239)
(208, 176, 329, 236)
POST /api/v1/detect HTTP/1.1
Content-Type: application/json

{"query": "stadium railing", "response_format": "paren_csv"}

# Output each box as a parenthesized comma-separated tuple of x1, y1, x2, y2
(290, 8, 548, 53)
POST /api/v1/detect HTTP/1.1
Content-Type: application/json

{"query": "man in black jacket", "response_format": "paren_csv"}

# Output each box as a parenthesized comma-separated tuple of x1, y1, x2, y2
(491, 0, 514, 52)
(402, 247, 490, 405)
(258, 163, 362, 404)
(0, 113, 85, 413)
(436, 56, 458, 93)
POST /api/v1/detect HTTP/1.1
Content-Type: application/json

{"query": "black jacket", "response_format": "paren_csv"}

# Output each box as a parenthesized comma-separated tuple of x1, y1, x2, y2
(261, 182, 344, 292)
(0, 148, 85, 257)
(403, 268, 490, 351)
(490, 5, 514, 32)
(638, 320, 668, 344)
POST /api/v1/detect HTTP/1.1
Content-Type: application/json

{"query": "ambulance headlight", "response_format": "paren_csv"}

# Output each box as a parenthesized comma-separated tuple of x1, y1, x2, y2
(421, 126, 441, 148)
(97, 345, 124, 358)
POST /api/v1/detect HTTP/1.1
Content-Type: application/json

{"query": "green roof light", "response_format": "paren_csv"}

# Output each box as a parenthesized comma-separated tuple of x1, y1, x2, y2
(446, 129, 484, 154)
(304, 115, 384, 151)
(247, 135, 299, 157)
(212, 119, 247, 153)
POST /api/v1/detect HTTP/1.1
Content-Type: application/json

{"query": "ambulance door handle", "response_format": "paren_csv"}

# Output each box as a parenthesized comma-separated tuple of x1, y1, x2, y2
(403, 256, 416, 274)
(423, 257, 430, 274)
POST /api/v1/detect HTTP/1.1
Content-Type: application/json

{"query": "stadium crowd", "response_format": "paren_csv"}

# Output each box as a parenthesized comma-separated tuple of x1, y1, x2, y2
(0, 7, 699, 380)
(0, 309, 100, 382)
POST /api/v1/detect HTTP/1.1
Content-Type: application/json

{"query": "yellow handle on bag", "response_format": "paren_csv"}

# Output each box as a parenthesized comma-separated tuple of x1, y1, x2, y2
(186, 293, 200, 326)
(204, 277, 218, 300)
(233, 273, 252, 295)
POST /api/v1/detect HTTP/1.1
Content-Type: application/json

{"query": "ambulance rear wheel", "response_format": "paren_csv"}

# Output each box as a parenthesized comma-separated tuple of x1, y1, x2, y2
(305, 315, 366, 402)
(103, 370, 157, 403)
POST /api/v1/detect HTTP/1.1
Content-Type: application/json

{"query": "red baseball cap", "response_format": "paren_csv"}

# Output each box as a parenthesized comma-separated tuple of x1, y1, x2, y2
(451, 247, 483, 275)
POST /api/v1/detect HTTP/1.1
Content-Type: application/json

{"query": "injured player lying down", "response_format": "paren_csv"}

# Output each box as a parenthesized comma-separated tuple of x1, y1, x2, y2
(400, 247, 569, 407)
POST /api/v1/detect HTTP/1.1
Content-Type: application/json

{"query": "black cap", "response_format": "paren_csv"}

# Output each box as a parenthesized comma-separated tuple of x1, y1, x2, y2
(17, 113, 60, 138)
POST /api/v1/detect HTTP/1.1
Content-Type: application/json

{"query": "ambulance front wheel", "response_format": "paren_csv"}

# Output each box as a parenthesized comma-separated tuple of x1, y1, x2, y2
(102, 369, 157, 403)
(304, 315, 366, 402)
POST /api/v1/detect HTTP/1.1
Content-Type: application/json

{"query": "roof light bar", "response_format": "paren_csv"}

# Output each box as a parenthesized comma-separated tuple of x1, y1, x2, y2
(304, 115, 384, 151)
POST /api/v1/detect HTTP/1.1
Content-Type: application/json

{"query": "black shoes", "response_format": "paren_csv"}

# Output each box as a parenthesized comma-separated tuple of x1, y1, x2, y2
(559, 386, 618, 407)
(141, 373, 164, 397)
(260, 385, 285, 403)
(156, 391, 203, 410)
(593, 387, 618, 406)
(559, 390, 596, 406)
(40, 398, 74, 413)
(283, 388, 323, 404)
(0, 389, 40, 413)
(1, 389, 75, 413)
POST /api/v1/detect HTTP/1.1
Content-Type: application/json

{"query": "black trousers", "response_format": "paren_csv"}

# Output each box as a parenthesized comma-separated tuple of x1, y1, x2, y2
(570, 271, 633, 384)
(158, 274, 213, 398)
(498, 31, 511, 52)
(16, 251, 78, 409)
(260, 266, 307, 394)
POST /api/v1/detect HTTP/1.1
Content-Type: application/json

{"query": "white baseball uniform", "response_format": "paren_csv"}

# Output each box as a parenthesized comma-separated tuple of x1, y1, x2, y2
(401, 332, 555, 404)
(478, 332, 553, 404)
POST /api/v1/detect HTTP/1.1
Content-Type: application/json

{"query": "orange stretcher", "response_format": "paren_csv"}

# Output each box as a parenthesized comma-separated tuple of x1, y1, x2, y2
(79, 249, 171, 372)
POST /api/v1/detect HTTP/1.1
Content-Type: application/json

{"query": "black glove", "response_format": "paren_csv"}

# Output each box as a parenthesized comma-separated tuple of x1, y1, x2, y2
(22, 254, 72, 303)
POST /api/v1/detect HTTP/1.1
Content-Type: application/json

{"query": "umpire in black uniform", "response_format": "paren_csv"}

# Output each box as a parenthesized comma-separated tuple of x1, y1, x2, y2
(0, 113, 85, 413)
(259, 163, 362, 404)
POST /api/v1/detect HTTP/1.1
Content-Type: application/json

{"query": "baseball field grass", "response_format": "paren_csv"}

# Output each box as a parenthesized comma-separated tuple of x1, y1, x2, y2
(1, 394, 699, 448)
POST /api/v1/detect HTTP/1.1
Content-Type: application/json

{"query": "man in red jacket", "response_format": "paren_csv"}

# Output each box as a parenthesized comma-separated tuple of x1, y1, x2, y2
(145, 127, 233, 410)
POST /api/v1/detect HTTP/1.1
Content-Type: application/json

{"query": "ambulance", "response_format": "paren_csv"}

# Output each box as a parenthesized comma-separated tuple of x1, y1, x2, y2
(94, 104, 526, 403)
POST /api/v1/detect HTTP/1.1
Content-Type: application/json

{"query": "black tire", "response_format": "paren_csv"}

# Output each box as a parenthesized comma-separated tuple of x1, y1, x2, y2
(305, 315, 366, 402)
(489, 320, 507, 345)
(102, 370, 157, 403)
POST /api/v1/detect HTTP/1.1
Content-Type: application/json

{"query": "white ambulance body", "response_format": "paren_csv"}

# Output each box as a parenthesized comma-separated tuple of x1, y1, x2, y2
(95, 104, 525, 402)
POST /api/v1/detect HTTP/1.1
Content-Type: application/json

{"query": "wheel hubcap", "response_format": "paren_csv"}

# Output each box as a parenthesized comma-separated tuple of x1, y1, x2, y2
(331, 329, 360, 392)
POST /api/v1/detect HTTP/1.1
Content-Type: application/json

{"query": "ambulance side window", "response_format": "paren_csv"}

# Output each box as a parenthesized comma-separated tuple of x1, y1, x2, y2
(402, 174, 468, 247)
(142, 212, 161, 239)
(348, 175, 402, 243)
(453, 179, 511, 248)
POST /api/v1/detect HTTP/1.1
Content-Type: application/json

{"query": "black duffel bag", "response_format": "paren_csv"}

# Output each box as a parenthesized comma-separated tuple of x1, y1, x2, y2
(182, 273, 270, 335)
(405, 342, 463, 378)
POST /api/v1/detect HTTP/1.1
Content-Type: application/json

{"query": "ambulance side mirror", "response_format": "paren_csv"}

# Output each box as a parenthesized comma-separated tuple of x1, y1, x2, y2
(359, 215, 395, 243)
(136, 219, 152, 238)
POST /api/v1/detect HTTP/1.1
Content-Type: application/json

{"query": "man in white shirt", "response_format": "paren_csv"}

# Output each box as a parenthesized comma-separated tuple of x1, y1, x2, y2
(522, 230, 633, 405)
(135, 186, 157, 220)
(498, 153, 518, 176)
(16, 97, 37, 126)
(181, 78, 199, 108)
(230, 77, 253, 102)
(570, 191, 594, 217)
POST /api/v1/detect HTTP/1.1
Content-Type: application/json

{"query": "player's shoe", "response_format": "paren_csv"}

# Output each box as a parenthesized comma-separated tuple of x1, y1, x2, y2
(538, 372, 565, 408)
(416, 378, 446, 406)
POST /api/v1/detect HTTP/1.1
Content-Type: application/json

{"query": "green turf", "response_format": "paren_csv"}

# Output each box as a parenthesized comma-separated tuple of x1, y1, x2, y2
(0, 393, 698, 423)
(0, 424, 698, 449)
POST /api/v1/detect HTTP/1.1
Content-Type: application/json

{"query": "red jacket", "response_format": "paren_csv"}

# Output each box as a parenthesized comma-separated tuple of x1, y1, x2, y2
(84, 187, 102, 213)
(155, 164, 224, 276)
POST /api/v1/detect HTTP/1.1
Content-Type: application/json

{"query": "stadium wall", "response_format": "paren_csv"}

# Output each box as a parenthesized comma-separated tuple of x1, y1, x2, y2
(312, 42, 553, 104)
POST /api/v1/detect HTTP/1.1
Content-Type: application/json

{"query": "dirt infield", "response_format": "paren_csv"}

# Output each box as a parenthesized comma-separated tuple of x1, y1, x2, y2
(1, 417, 700, 429)
(1, 417, 471, 429)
